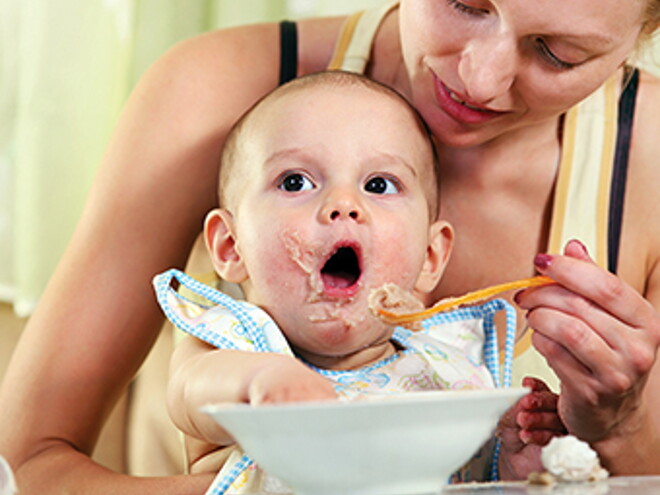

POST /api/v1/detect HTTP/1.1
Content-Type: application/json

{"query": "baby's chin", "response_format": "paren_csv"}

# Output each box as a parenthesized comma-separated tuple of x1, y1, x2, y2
(289, 319, 396, 370)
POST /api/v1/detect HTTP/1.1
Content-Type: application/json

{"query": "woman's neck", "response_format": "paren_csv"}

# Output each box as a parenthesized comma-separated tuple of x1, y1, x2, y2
(437, 117, 562, 194)
(427, 117, 562, 303)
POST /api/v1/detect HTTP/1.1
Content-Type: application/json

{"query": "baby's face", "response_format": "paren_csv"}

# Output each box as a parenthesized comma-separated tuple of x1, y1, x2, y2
(228, 85, 442, 368)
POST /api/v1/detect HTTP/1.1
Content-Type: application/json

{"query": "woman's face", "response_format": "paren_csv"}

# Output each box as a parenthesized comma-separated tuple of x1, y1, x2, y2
(399, 0, 646, 147)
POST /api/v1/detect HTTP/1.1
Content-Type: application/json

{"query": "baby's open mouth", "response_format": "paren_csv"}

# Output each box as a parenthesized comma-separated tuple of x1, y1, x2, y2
(320, 245, 361, 293)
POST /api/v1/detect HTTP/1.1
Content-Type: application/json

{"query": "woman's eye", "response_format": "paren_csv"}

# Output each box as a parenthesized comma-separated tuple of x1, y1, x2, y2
(364, 176, 400, 195)
(534, 38, 577, 70)
(278, 172, 314, 192)
(447, 0, 489, 16)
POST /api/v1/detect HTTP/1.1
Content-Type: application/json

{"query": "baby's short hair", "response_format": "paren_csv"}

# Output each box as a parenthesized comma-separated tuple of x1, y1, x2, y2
(219, 70, 441, 217)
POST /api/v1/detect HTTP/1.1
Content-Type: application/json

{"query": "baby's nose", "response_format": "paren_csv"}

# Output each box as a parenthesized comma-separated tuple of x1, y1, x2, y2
(320, 190, 364, 223)
(329, 208, 359, 221)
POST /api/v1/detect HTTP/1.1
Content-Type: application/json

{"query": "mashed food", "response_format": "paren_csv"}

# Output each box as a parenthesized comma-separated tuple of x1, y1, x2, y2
(539, 435, 609, 483)
(368, 283, 424, 317)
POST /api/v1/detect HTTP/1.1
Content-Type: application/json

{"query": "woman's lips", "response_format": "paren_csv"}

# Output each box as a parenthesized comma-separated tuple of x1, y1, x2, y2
(433, 75, 506, 125)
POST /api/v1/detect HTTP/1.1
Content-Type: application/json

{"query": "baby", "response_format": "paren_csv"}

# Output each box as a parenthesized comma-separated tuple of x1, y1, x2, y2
(154, 71, 561, 493)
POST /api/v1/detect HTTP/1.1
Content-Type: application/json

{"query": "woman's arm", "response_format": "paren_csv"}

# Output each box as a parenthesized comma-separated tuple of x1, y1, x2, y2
(519, 241, 660, 475)
(515, 71, 660, 475)
(0, 23, 286, 494)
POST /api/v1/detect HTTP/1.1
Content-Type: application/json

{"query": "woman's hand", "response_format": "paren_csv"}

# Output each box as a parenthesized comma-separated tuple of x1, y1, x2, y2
(515, 239, 660, 471)
(497, 377, 566, 480)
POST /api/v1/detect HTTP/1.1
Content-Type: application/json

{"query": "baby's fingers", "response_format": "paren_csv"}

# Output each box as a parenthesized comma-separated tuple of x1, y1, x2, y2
(517, 408, 567, 446)
(517, 410, 565, 433)
(519, 429, 563, 446)
(521, 376, 553, 394)
(518, 382, 559, 413)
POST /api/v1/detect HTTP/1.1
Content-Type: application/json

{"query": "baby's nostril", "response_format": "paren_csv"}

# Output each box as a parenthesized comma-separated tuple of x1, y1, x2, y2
(329, 209, 358, 220)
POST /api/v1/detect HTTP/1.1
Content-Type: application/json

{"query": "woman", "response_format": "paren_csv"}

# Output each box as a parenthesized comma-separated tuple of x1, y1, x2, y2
(1, 0, 658, 492)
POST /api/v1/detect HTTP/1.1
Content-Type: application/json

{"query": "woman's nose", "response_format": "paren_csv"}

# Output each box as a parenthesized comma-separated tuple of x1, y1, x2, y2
(458, 31, 518, 104)
(319, 189, 364, 223)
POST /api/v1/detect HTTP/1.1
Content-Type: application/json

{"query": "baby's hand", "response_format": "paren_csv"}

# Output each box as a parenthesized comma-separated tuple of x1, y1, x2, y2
(514, 377, 567, 445)
(247, 354, 338, 405)
(497, 377, 567, 480)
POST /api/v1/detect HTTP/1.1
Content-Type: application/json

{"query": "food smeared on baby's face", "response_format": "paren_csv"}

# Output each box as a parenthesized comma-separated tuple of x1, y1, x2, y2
(281, 230, 322, 299)
(280, 230, 366, 327)
(282, 230, 363, 301)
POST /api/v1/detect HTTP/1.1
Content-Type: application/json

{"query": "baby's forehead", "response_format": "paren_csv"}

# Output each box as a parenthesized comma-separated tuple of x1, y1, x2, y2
(243, 89, 431, 165)
(262, 81, 413, 116)
(246, 83, 427, 145)
(221, 76, 439, 209)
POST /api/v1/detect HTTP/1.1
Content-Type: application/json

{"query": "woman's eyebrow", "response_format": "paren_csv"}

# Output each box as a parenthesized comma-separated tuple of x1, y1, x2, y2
(546, 30, 616, 50)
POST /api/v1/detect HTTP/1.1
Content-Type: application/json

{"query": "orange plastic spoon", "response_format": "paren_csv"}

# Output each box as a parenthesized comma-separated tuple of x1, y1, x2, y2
(376, 275, 554, 326)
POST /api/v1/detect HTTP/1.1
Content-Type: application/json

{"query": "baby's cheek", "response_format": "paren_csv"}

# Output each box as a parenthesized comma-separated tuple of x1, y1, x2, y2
(371, 234, 425, 287)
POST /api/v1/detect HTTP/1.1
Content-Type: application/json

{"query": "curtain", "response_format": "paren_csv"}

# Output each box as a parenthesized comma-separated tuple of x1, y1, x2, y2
(2, 0, 217, 316)
(1, 1, 657, 316)
(0, 0, 385, 317)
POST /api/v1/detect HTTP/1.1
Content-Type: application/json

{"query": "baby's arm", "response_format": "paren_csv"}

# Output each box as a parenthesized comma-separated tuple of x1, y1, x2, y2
(167, 335, 338, 470)
(497, 377, 567, 480)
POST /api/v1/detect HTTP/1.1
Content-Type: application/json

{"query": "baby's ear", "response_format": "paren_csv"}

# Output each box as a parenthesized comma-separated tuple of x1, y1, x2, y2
(204, 208, 248, 283)
(414, 220, 454, 294)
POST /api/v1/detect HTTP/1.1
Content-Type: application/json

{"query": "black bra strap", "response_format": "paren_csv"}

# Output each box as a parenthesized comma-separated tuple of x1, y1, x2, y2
(279, 21, 298, 86)
(607, 68, 639, 273)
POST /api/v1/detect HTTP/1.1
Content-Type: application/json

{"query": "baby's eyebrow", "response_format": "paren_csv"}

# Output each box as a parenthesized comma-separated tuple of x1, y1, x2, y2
(362, 152, 419, 178)
(262, 147, 421, 180)
(262, 147, 317, 168)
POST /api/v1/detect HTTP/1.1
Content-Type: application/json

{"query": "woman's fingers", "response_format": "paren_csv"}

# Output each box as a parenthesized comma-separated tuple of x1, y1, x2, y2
(519, 285, 657, 396)
(512, 240, 660, 443)
(563, 238, 592, 262)
(515, 241, 659, 389)
(520, 284, 630, 351)
(529, 330, 594, 387)
(530, 242, 659, 341)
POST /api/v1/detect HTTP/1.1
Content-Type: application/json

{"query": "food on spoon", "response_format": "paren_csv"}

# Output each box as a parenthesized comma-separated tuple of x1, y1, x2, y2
(369, 283, 424, 314)
(372, 276, 554, 327)
(368, 283, 425, 330)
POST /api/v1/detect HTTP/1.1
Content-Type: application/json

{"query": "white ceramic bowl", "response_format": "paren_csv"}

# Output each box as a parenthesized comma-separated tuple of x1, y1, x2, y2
(203, 388, 527, 495)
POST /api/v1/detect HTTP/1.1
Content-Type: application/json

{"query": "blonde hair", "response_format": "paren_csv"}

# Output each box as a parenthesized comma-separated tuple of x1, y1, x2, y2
(643, 0, 660, 34)
(627, 0, 660, 71)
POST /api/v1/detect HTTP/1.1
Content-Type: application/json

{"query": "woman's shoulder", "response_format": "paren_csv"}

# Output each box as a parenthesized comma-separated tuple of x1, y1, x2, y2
(136, 24, 285, 114)
(619, 68, 660, 290)
(116, 18, 342, 153)
(628, 68, 660, 193)
(143, 17, 347, 94)
(633, 68, 660, 142)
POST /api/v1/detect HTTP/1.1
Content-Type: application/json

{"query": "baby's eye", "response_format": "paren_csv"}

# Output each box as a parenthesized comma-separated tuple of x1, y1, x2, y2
(278, 172, 314, 192)
(364, 176, 400, 195)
